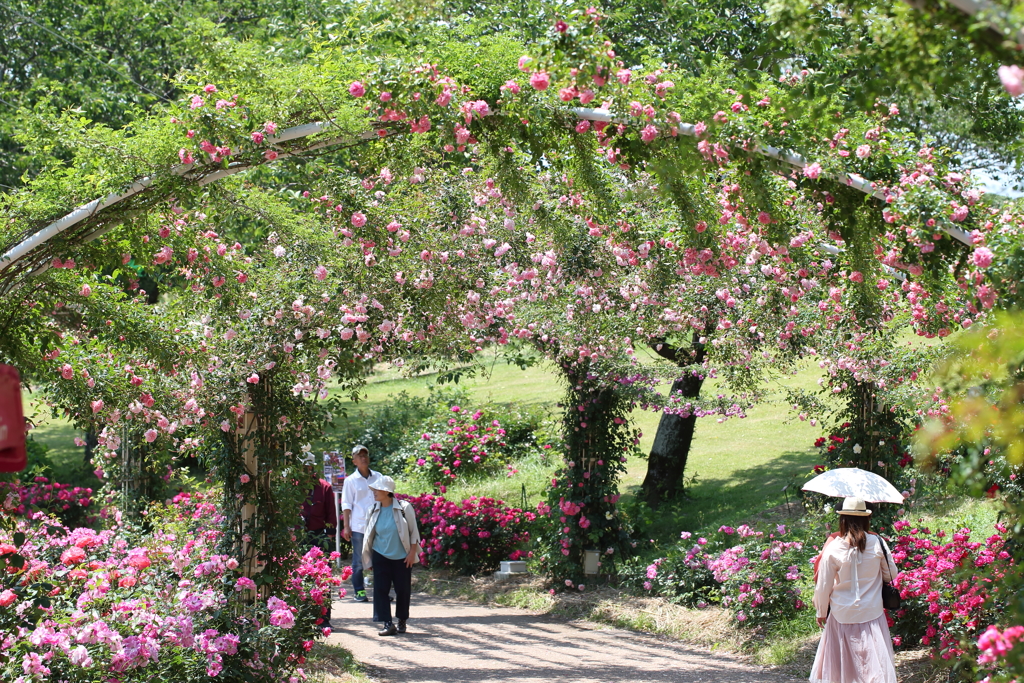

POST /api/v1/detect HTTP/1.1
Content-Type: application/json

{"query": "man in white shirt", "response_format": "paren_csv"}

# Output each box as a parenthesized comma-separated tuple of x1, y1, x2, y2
(341, 445, 380, 602)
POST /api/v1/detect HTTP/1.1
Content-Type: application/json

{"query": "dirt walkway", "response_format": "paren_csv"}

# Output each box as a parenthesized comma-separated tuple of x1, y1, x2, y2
(327, 591, 802, 683)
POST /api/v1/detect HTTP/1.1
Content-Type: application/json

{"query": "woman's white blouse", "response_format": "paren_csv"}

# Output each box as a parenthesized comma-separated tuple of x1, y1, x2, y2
(813, 534, 899, 624)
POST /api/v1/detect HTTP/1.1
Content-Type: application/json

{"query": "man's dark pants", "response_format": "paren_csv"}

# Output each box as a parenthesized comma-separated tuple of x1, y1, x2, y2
(351, 531, 366, 594)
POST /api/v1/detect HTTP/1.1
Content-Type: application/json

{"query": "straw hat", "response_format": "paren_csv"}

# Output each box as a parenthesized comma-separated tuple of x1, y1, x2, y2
(837, 497, 871, 516)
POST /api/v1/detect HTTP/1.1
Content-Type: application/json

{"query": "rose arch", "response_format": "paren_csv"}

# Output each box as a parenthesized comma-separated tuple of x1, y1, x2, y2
(0, 12, 998, 597)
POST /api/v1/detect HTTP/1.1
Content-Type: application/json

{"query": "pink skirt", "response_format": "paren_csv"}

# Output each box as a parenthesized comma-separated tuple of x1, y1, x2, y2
(809, 613, 897, 683)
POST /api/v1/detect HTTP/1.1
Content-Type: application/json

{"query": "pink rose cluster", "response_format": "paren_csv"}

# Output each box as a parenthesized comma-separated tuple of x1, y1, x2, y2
(0, 495, 341, 682)
(0, 477, 94, 527)
(633, 524, 806, 629)
(398, 493, 535, 575)
(888, 522, 1015, 661)
(413, 406, 508, 485)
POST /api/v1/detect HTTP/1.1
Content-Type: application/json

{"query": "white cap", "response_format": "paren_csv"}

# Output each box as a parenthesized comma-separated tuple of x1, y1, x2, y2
(367, 474, 396, 493)
(351, 444, 369, 457)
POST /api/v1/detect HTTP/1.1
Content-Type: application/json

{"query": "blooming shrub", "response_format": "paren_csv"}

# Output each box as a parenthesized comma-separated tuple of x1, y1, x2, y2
(618, 550, 718, 607)
(399, 493, 535, 574)
(408, 406, 509, 487)
(623, 524, 808, 630)
(0, 476, 95, 529)
(0, 492, 341, 683)
(340, 387, 468, 475)
(889, 521, 1015, 667)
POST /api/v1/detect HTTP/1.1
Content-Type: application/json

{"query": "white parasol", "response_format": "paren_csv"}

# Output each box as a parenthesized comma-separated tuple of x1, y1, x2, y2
(802, 467, 905, 504)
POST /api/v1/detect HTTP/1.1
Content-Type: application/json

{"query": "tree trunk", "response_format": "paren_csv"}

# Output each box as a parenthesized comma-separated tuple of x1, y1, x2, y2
(641, 337, 706, 508)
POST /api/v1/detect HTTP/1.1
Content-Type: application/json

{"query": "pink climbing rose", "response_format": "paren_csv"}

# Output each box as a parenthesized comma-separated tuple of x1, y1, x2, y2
(349, 81, 366, 97)
(998, 65, 1024, 97)
(529, 71, 550, 91)
(971, 246, 994, 268)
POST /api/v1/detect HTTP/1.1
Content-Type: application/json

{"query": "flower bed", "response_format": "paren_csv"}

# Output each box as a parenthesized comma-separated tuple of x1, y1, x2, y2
(621, 524, 808, 631)
(410, 406, 509, 487)
(0, 491, 341, 683)
(399, 493, 535, 575)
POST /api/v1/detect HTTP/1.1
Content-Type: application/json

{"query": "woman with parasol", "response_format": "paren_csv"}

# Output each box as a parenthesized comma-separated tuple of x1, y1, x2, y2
(810, 497, 899, 683)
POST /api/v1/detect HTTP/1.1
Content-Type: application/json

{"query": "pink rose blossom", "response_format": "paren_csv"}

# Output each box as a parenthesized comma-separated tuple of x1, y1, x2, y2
(144, 429, 158, 443)
(971, 246, 994, 268)
(529, 71, 550, 91)
(998, 65, 1024, 97)
(349, 81, 366, 97)
(61, 546, 86, 565)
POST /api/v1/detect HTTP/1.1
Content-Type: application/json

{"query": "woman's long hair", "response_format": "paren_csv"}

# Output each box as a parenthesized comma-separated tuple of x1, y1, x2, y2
(839, 514, 870, 552)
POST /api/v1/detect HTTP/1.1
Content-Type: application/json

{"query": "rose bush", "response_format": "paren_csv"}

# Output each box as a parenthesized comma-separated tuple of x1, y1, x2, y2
(0, 477, 95, 529)
(399, 493, 535, 574)
(0, 491, 342, 683)
(407, 406, 509, 489)
(622, 524, 808, 630)
(889, 521, 1015, 670)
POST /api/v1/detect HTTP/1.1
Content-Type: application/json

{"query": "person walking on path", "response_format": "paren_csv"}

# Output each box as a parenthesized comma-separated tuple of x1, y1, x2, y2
(362, 475, 421, 636)
(341, 445, 379, 603)
(810, 497, 900, 683)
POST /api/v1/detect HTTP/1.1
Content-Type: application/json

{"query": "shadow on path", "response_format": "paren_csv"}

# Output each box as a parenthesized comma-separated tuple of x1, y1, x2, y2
(329, 592, 801, 683)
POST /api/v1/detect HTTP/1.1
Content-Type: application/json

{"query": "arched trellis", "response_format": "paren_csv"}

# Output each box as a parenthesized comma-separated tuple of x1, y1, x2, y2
(0, 106, 973, 295)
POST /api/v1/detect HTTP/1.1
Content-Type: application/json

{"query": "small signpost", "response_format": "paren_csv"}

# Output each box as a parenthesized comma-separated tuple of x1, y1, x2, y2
(0, 365, 26, 473)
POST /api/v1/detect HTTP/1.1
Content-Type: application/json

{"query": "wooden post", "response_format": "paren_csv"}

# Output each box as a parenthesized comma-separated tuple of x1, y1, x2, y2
(239, 412, 263, 589)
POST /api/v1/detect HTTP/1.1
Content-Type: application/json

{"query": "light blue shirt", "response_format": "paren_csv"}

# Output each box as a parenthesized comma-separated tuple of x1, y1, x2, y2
(371, 503, 407, 560)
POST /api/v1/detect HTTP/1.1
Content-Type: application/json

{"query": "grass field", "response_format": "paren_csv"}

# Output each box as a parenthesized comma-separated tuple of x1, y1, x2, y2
(317, 350, 826, 537)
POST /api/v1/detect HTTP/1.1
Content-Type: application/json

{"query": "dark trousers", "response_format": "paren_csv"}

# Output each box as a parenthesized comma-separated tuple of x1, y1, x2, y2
(351, 532, 365, 593)
(372, 550, 411, 624)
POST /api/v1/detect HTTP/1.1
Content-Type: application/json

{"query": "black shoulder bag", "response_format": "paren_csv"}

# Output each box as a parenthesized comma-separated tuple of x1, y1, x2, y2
(879, 537, 901, 610)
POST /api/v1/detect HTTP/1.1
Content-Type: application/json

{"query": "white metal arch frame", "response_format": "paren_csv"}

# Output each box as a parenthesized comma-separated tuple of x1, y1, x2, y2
(0, 107, 972, 289)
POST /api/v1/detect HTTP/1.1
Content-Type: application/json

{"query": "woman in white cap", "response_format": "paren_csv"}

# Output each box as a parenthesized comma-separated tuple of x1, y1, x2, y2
(362, 475, 421, 636)
(810, 497, 900, 683)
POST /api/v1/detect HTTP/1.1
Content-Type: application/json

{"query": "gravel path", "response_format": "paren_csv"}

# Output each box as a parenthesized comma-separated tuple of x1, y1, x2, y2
(327, 591, 803, 683)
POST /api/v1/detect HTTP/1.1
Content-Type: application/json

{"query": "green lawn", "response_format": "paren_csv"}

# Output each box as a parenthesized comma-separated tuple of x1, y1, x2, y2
(318, 351, 826, 539)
